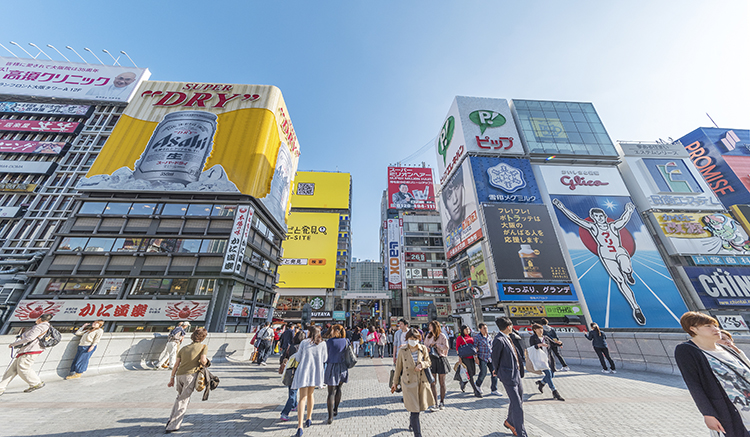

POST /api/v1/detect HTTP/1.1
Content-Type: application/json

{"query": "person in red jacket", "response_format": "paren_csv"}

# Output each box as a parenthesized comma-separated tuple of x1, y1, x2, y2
(456, 325, 482, 398)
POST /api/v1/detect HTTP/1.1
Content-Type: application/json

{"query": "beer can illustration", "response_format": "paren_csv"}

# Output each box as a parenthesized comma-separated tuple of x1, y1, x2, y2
(133, 111, 218, 184)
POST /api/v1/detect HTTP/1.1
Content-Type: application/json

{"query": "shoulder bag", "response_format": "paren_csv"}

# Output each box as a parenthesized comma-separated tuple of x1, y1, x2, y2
(344, 341, 358, 369)
(525, 345, 549, 373)
(457, 340, 477, 358)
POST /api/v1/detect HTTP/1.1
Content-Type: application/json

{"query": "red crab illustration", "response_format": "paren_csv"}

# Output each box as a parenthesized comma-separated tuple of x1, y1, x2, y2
(14, 301, 63, 321)
(165, 301, 208, 321)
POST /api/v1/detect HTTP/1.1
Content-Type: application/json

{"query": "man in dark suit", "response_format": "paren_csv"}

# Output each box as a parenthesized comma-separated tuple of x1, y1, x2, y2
(492, 317, 527, 437)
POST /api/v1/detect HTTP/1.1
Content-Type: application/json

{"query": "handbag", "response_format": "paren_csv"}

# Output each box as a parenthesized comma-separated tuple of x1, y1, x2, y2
(457, 343, 477, 358)
(282, 367, 296, 387)
(389, 369, 402, 393)
(423, 367, 435, 384)
(344, 342, 358, 369)
(525, 345, 549, 372)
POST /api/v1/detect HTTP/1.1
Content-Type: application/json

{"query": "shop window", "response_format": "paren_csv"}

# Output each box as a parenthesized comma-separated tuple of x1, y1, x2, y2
(79, 202, 106, 214)
(58, 237, 88, 251)
(103, 202, 131, 215)
(84, 238, 115, 252)
(129, 203, 157, 215)
(211, 205, 236, 217)
(187, 204, 212, 216)
(195, 279, 217, 295)
(162, 204, 188, 216)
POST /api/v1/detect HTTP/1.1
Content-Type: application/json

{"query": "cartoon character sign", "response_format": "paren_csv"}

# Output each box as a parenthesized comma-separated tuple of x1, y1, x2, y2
(702, 214, 750, 252)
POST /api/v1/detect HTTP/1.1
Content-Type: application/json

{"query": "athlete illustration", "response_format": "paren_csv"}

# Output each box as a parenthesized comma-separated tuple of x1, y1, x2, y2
(552, 198, 646, 325)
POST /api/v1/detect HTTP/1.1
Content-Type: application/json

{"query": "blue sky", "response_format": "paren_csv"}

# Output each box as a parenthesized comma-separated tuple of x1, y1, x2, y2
(3, 1, 748, 260)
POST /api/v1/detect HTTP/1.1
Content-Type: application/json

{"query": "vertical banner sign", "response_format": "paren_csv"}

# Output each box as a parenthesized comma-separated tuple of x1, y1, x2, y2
(540, 165, 688, 329)
(222, 205, 253, 274)
(439, 159, 482, 259)
(466, 243, 491, 298)
(387, 219, 403, 290)
(235, 206, 255, 275)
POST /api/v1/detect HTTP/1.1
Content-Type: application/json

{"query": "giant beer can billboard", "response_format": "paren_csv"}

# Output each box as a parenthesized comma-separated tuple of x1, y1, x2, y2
(79, 81, 300, 226)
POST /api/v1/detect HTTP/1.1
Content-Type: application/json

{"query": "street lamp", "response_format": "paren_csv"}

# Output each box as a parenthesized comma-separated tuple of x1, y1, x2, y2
(120, 50, 137, 68)
(0, 43, 17, 57)
(65, 46, 87, 63)
(9, 41, 34, 58)
(83, 47, 104, 64)
(28, 43, 52, 60)
(101, 49, 120, 66)
(46, 45, 70, 62)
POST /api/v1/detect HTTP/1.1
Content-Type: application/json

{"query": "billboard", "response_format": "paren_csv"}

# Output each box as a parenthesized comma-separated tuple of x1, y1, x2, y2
(483, 204, 570, 281)
(277, 212, 339, 288)
(10, 299, 208, 322)
(0, 140, 69, 155)
(678, 128, 750, 207)
(387, 166, 436, 210)
(435, 96, 523, 184)
(0, 161, 57, 175)
(683, 266, 750, 309)
(467, 242, 491, 298)
(470, 156, 542, 204)
(0, 119, 82, 134)
(497, 283, 576, 302)
(387, 218, 404, 290)
(0, 101, 93, 117)
(79, 81, 300, 203)
(648, 211, 750, 256)
(260, 139, 294, 230)
(221, 205, 254, 274)
(618, 142, 723, 211)
(439, 159, 482, 259)
(290, 171, 350, 209)
(543, 164, 688, 328)
(409, 299, 433, 318)
(0, 57, 149, 102)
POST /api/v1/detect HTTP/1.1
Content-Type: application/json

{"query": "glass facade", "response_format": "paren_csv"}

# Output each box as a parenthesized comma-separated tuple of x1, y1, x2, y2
(512, 100, 617, 157)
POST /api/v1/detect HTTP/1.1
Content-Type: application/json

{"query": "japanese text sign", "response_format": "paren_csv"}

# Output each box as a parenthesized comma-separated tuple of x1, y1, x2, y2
(0, 140, 69, 155)
(278, 212, 340, 288)
(10, 299, 209, 322)
(388, 166, 436, 210)
(221, 204, 254, 274)
(0, 119, 82, 135)
(0, 101, 93, 117)
(497, 283, 576, 302)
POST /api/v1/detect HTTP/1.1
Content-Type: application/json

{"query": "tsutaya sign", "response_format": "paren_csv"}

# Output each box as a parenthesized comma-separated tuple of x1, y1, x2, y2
(618, 142, 724, 211)
(435, 96, 523, 184)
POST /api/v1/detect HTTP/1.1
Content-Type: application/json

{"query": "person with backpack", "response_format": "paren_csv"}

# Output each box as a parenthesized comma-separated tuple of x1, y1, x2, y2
(155, 322, 189, 370)
(165, 328, 208, 433)
(255, 322, 275, 366)
(66, 319, 104, 380)
(0, 313, 54, 395)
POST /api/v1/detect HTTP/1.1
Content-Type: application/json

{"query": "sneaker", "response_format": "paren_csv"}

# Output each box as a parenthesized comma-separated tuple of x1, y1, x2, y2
(429, 404, 438, 412)
(261, 362, 267, 366)
(439, 402, 444, 410)
(24, 382, 45, 393)
(602, 369, 609, 373)
(610, 370, 617, 374)
(66, 373, 82, 380)
(490, 390, 502, 396)
(562, 366, 570, 371)
(280, 415, 290, 421)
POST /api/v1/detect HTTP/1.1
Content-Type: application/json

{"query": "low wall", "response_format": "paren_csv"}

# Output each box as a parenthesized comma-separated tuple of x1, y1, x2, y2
(0, 332, 254, 382)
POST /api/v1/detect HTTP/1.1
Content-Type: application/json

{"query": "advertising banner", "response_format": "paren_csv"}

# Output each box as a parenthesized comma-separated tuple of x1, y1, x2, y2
(290, 171, 350, 209)
(470, 156, 542, 204)
(0, 140, 69, 155)
(497, 283, 576, 302)
(409, 299, 433, 318)
(414, 285, 448, 294)
(0, 182, 36, 193)
(678, 128, 750, 207)
(221, 205, 254, 274)
(387, 218, 404, 290)
(278, 212, 340, 288)
(0, 57, 149, 102)
(483, 204, 570, 281)
(648, 211, 750, 256)
(227, 303, 251, 317)
(0, 119, 82, 134)
(0, 101, 93, 117)
(253, 306, 269, 319)
(467, 242, 491, 298)
(0, 206, 21, 218)
(80, 81, 300, 203)
(717, 315, 750, 331)
(0, 160, 57, 175)
(508, 305, 546, 318)
(10, 299, 208, 322)
(439, 159, 482, 259)
(538, 165, 629, 196)
(544, 304, 583, 318)
(387, 166, 436, 210)
(731, 205, 750, 236)
(405, 252, 426, 262)
(435, 96, 523, 185)
(683, 266, 750, 309)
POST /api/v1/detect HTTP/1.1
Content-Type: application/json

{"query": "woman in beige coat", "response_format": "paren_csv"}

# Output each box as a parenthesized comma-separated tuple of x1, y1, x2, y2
(391, 328, 433, 437)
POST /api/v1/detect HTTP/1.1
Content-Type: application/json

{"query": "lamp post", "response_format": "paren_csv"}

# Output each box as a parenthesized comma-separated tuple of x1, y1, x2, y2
(46, 45, 70, 62)
(9, 41, 34, 58)
(65, 46, 87, 63)
(101, 49, 120, 66)
(120, 50, 138, 68)
(83, 48, 104, 64)
(28, 43, 52, 60)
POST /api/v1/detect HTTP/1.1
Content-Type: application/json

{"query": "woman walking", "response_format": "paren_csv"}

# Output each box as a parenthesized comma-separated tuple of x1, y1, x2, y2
(350, 327, 361, 357)
(324, 324, 349, 424)
(165, 328, 208, 433)
(279, 330, 306, 422)
(66, 319, 104, 380)
(376, 327, 387, 358)
(423, 320, 450, 410)
(455, 325, 482, 398)
(675, 311, 750, 437)
(291, 325, 327, 437)
(387, 328, 395, 357)
(367, 326, 378, 358)
(391, 328, 433, 437)
(585, 323, 616, 373)
(529, 323, 565, 401)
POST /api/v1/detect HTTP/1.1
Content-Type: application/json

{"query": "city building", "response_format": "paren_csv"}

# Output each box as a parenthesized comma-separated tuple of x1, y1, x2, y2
(347, 259, 387, 327)
(2, 78, 300, 334)
(0, 55, 150, 327)
(274, 171, 352, 325)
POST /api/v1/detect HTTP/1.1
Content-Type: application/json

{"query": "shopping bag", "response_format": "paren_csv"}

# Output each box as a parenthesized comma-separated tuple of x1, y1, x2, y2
(525, 346, 549, 372)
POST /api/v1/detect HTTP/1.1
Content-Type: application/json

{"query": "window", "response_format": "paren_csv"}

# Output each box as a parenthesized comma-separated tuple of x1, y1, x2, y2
(79, 202, 106, 214)
(211, 205, 236, 217)
(176, 239, 201, 253)
(187, 204, 212, 216)
(35, 278, 102, 295)
(84, 238, 115, 252)
(201, 239, 226, 253)
(103, 202, 131, 215)
(129, 278, 212, 296)
(162, 204, 188, 216)
(58, 237, 88, 251)
(129, 203, 157, 215)
(112, 238, 144, 252)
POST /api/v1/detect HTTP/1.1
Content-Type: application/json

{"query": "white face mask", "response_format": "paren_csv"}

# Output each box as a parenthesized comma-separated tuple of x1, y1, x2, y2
(407, 339, 418, 347)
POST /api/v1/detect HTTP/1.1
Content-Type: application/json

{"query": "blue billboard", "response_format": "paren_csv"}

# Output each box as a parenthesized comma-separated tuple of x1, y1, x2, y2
(550, 194, 688, 328)
(683, 266, 750, 309)
(678, 127, 750, 207)
(470, 156, 542, 204)
(497, 282, 577, 302)
(409, 300, 432, 318)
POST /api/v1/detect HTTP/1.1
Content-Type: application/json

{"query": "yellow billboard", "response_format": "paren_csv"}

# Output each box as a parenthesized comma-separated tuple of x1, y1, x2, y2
(277, 212, 340, 288)
(291, 171, 350, 209)
(79, 81, 300, 224)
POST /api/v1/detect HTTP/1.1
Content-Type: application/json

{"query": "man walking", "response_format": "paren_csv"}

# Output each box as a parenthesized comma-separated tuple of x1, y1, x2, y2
(473, 323, 500, 396)
(392, 319, 409, 364)
(0, 313, 53, 395)
(492, 317, 527, 437)
(541, 318, 569, 371)
(255, 322, 274, 366)
(278, 322, 295, 358)
(155, 322, 188, 369)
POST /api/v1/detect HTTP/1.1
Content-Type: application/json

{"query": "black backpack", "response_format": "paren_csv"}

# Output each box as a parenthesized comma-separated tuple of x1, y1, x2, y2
(38, 326, 62, 348)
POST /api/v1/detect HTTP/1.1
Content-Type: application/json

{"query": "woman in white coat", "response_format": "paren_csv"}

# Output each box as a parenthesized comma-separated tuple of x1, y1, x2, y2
(290, 325, 327, 437)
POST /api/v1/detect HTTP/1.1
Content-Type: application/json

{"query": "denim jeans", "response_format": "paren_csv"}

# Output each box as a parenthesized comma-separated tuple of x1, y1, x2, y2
(70, 345, 97, 374)
(541, 369, 556, 391)
(475, 359, 497, 392)
(281, 386, 297, 417)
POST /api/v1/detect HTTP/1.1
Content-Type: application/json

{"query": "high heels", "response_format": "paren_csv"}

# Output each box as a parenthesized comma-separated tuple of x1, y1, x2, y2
(304, 419, 312, 428)
(293, 428, 303, 437)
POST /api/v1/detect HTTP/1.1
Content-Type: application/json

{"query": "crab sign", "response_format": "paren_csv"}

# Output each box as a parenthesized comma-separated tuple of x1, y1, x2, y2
(165, 301, 208, 321)
(14, 301, 63, 321)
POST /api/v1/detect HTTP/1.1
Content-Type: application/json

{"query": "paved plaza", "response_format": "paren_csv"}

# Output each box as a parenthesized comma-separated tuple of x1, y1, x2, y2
(0, 355, 707, 437)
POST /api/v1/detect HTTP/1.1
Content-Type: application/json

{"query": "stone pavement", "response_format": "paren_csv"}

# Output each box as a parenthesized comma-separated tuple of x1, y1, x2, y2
(0, 354, 707, 437)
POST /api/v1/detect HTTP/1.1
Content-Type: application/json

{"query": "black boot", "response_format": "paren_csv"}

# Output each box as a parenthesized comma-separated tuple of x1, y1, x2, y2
(552, 390, 565, 401)
(536, 380, 545, 393)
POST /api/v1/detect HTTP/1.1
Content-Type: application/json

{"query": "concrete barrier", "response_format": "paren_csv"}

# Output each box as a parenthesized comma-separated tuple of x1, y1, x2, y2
(0, 332, 254, 382)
